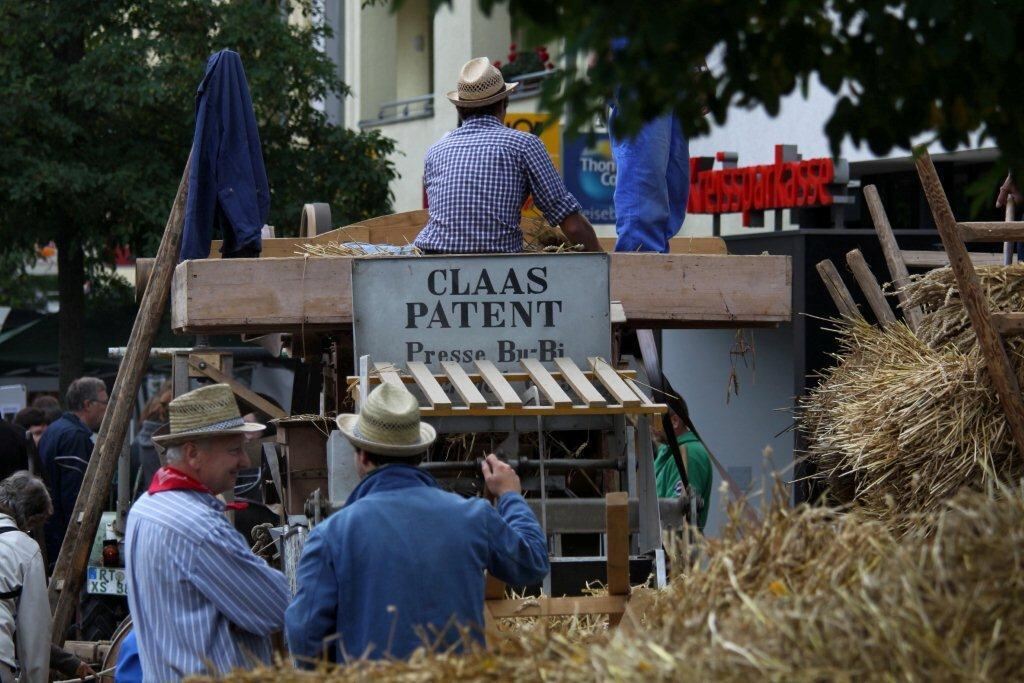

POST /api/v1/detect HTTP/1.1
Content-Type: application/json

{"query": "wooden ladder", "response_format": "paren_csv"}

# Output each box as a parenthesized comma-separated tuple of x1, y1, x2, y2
(915, 149, 1024, 456)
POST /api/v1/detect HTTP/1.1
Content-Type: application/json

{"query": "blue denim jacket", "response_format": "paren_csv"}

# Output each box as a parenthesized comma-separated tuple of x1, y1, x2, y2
(285, 464, 549, 662)
(180, 49, 269, 260)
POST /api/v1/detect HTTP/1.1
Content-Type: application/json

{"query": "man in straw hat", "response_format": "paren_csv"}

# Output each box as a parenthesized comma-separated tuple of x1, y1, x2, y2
(286, 382, 549, 663)
(125, 384, 290, 680)
(414, 57, 602, 254)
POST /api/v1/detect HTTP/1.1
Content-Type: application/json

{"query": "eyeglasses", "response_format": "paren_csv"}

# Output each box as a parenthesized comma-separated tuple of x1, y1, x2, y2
(90, 398, 109, 406)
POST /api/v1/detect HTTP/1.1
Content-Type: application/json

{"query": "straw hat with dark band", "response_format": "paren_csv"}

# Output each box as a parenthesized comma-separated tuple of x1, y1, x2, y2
(336, 383, 436, 456)
(152, 384, 265, 447)
(446, 57, 519, 108)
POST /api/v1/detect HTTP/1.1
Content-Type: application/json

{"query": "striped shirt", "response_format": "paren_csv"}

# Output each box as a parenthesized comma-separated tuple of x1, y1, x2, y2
(125, 490, 289, 681)
(414, 115, 583, 253)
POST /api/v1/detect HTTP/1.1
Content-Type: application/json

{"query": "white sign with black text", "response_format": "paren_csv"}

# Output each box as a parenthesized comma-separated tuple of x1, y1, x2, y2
(352, 254, 611, 372)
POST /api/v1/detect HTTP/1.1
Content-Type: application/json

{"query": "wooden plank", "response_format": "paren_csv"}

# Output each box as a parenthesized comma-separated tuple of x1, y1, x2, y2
(901, 250, 1004, 268)
(172, 253, 792, 333)
(916, 150, 1024, 458)
(486, 595, 628, 618)
(599, 236, 727, 255)
(845, 249, 897, 326)
(605, 492, 630, 596)
(172, 257, 353, 333)
(864, 184, 922, 330)
(553, 357, 607, 407)
(441, 362, 488, 408)
(991, 312, 1024, 335)
(521, 358, 573, 408)
(623, 378, 654, 406)
(610, 253, 791, 327)
(610, 301, 626, 325)
(588, 357, 641, 407)
(815, 259, 861, 320)
(474, 360, 522, 407)
(49, 155, 193, 644)
(406, 361, 451, 407)
(957, 221, 1024, 242)
(373, 362, 405, 389)
(190, 360, 287, 420)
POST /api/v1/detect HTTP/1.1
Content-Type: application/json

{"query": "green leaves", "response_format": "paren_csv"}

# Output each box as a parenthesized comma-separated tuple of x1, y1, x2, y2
(416, 0, 1024, 172)
(0, 0, 397, 261)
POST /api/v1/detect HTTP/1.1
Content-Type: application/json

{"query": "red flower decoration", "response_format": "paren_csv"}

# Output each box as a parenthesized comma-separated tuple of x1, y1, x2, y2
(493, 60, 502, 67)
(510, 42, 517, 50)
(508, 52, 517, 62)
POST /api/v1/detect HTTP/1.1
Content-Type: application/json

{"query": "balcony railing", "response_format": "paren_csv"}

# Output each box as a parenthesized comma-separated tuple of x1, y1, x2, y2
(507, 68, 558, 101)
(359, 94, 434, 128)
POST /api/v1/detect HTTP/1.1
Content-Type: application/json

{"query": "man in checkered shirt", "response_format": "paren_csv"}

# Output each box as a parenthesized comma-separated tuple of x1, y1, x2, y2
(415, 58, 602, 254)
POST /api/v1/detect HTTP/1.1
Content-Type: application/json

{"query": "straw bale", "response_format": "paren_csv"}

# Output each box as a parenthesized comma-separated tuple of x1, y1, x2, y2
(800, 264, 1024, 528)
(187, 483, 1024, 681)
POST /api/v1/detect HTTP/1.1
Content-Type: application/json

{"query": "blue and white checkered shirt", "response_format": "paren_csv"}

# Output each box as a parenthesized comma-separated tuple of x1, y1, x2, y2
(415, 115, 583, 253)
(125, 490, 290, 680)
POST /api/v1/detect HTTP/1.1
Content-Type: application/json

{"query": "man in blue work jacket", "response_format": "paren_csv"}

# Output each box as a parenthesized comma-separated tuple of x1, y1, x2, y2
(286, 383, 549, 663)
(38, 377, 108, 570)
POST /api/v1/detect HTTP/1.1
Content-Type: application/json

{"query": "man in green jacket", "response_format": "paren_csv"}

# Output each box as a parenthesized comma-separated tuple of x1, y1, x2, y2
(653, 402, 713, 532)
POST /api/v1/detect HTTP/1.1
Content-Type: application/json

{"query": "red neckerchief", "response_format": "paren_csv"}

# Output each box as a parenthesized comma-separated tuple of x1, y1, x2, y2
(148, 466, 248, 510)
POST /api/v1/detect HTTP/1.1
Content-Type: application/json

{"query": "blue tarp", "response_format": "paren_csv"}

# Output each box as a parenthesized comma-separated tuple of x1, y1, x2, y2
(180, 50, 269, 261)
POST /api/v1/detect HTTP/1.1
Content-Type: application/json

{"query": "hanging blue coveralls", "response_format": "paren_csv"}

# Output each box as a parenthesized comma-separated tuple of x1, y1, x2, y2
(609, 106, 690, 253)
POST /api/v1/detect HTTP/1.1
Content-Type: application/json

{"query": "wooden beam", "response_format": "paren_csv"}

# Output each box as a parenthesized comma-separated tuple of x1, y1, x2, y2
(957, 221, 1024, 242)
(441, 362, 488, 408)
(373, 362, 405, 389)
(171, 253, 792, 333)
(553, 357, 607, 407)
(485, 595, 628, 618)
(406, 361, 452, 407)
(190, 359, 287, 420)
(845, 249, 897, 326)
(521, 358, 573, 408)
(991, 312, 1024, 335)
(474, 360, 522, 407)
(605, 492, 629, 596)
(48, 155, 193, 643)
(901, 250, 1005, 269)
(610, 253, 791, 327)
(863, 185, 922, 330)
(915, 150, 1024, 458)
(815, 259, 861, 320)
(588, 357, 641, 407)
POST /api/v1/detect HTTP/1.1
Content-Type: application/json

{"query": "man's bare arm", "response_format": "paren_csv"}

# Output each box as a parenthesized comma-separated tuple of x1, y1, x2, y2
(560, 212, 603, 252)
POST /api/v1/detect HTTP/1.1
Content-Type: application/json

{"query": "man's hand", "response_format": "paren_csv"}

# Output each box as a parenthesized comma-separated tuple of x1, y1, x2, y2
(481, 454, 521, 499)
(997, 171, 1023, 209)
(559, 212, 603, 252)
(75, 662, 96, 679)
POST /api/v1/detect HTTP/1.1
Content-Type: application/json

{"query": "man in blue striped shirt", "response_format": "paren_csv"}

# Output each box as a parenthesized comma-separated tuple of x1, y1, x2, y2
(125, 384, 289, 680)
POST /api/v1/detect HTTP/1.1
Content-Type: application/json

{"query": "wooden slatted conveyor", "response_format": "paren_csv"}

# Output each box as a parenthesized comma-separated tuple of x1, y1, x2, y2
(347, 357, 667, 418)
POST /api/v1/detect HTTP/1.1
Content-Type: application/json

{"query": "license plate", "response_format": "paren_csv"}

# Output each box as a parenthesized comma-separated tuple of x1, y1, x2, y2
(86, 566, 127, 596)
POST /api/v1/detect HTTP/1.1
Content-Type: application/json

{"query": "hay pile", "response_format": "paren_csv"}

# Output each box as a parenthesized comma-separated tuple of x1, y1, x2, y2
(189, 483, 1024, 681)
(800, 265, 1024, 527)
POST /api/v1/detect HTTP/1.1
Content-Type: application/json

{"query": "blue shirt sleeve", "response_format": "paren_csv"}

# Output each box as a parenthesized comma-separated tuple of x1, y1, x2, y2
(484, 493, 549, 586)
(521, 136, 583, 227)
(285, 525, 340, 667)
(189, 522, 290, 636)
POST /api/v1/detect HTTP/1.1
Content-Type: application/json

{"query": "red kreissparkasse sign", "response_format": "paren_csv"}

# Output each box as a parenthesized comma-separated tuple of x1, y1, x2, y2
(688, 145, 835, 226)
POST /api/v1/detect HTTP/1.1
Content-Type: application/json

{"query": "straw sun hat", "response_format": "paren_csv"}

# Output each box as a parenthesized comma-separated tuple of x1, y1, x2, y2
(152, 383, 265, 447)
(446, 57, 519, 108)
(336, 383, 437, 457)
